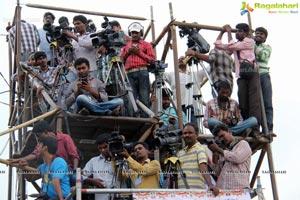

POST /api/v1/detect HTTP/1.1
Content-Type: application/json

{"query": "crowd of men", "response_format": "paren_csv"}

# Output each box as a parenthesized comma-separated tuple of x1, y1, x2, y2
(7, 10, 273, 200)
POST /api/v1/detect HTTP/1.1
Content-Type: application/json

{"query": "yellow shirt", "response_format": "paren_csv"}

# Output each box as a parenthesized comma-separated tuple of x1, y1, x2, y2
(125, 156, 161, 188)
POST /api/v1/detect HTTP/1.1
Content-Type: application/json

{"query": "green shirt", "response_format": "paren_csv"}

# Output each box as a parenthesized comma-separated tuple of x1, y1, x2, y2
(255, 43, 272, 74)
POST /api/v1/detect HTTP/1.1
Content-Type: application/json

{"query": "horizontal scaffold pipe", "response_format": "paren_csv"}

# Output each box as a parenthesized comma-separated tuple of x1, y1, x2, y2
(81, 188, 249, 194)
(0, 107, 60, 137)
(172, 21, 238, 32)
(26, 3, 147, 20)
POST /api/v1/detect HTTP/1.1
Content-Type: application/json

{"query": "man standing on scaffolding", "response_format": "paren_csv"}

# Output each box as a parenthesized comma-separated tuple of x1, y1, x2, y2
(121, 22, 155, 117)
(214, 24, 262, 135)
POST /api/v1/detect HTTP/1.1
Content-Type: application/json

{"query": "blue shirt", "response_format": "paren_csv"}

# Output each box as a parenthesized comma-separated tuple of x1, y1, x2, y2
(38, 157, 70, 198)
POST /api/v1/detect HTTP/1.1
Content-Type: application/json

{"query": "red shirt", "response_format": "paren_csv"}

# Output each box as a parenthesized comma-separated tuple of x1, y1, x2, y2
(33, 132, 80, 167)
(121, 39, 155, 70)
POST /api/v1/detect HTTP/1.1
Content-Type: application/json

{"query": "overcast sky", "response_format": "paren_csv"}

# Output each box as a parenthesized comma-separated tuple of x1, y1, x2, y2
(0, 0, 299, 199)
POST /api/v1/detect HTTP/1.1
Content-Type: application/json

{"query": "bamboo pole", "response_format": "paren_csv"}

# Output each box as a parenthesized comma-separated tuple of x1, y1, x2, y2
(150, 6, 157, 56)
(0, 107, 60, 137)
(138, 125, 154, 142)
(152, 19, 174, 48)
(0, 158, 37, 172)
(26, 3, 147, 20)
(250, 149, 266, 188)
(169, 3, 183, 130)
(266, 143, 279, 200)
(160, 29, 172, 62)
(172, 21, 237, 32)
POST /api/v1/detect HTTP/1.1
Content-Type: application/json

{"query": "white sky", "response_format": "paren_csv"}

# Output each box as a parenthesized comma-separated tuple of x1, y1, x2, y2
(0, 0, 299, 199)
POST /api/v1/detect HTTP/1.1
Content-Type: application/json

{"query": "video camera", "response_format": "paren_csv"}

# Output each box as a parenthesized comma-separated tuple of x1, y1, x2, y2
(153, 128, 182, 147)
(107, 131, 134, 156)
(90, 17, 126, 54)
(148, 60, 168, 74)
(198, 136, 224, 148)
(43, 16, 72, 45)
(178, 22, 210, 54)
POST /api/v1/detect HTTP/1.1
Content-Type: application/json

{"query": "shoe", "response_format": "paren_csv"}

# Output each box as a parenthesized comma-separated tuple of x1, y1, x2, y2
(250, 130, 262, 138)
(78, 108, 90, 115)
(242, 128, 252, 137)
(110, 106, 121, 116)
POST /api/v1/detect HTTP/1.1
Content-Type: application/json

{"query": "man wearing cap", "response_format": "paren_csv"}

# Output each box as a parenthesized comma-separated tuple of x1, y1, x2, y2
(63, 15, 98, 78)
(214, 23, 262, 134)
(208, 124, 252, 195)
(254, 27, 273, 134)
(159, 88, 187, 130)
(82, 133, 116, 200)
(121, 22, 156, 117)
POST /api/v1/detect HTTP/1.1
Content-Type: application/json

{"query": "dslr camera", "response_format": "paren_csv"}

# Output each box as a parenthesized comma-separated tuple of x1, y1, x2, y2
(178, 21, 210, 54)
(153, 128, 182, 147)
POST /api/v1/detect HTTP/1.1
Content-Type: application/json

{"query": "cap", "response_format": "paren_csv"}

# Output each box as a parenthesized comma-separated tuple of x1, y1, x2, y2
(128, 22, 143, 33)
(34, 51, 47, 60)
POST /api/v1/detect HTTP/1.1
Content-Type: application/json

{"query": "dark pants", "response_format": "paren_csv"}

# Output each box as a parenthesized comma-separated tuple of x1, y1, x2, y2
(127, 70, 150, 117)
(237, 72, 262, 131)
(260, 73, 273, 132)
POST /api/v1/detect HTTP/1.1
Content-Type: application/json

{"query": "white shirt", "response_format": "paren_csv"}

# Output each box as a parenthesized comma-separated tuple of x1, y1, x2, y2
(164, 67, 207, 108)
(72, 32, 97, 71)
(82, 154, 116, 200)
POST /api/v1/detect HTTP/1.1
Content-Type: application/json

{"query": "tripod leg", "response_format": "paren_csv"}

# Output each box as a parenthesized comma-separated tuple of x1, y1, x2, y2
(175, 161, 190, 189)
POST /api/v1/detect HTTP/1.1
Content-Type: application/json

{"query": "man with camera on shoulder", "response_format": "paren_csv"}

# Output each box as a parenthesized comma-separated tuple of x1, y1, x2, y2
(204, 81, 258, 137)
(208, 124, 252, 195)
(65, 57, 123, 115)
(118, 142, 161, 188)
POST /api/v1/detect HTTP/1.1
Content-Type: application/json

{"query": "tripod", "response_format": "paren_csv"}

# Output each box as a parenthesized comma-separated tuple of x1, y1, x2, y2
(183, 57, 207, 132)
(101, 55, 140, 117)
(110, 157, 132, 200)
(162, 145, 189, 189)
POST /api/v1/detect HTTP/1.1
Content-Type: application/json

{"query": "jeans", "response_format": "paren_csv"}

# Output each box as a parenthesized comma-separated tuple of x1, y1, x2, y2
(127, 70, 150, 117)
(260, 73, 273, 132)
(208, 117, 258, 136)
(76, 94, 123, 115)
(237, 72, 262, 131)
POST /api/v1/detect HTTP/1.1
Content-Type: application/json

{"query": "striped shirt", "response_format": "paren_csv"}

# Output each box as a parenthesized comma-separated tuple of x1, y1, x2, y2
(215, 140, 252, 189)
(177, 142, 207, 189)
(208, 48, 234, 88)
(203, 98, 243, 128)
(9, 21, 40, 54)
(121, 39, 155, 70)
(255, 43, 272, 74)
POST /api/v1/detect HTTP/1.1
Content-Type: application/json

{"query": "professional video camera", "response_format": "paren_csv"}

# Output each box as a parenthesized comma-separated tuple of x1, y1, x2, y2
(198, 136, 224, 148)
(107, 131, 134, 155)
(90, 17, 126, 54)
(153, 128, 182, 147)
(178, 21, 210, 54)
(43, 16, 71, 45)
(148, 60, 168, 74)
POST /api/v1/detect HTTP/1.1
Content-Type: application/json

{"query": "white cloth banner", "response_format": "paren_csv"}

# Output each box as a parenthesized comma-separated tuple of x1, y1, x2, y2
(133, 189, 251, 200)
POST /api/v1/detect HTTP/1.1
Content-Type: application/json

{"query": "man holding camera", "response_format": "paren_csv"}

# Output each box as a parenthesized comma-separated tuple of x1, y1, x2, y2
(208, 124, 252, 195)
(39, 12, 55, 61)
(66, 57, 123, 115)
(121, 22, 156, 117)
(177, 123, 217, 193)
(82, 133, 116, 200)
(118, 142, 161, 188)
(63, 15, 98, 78)
(204, 81, 258, 136)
